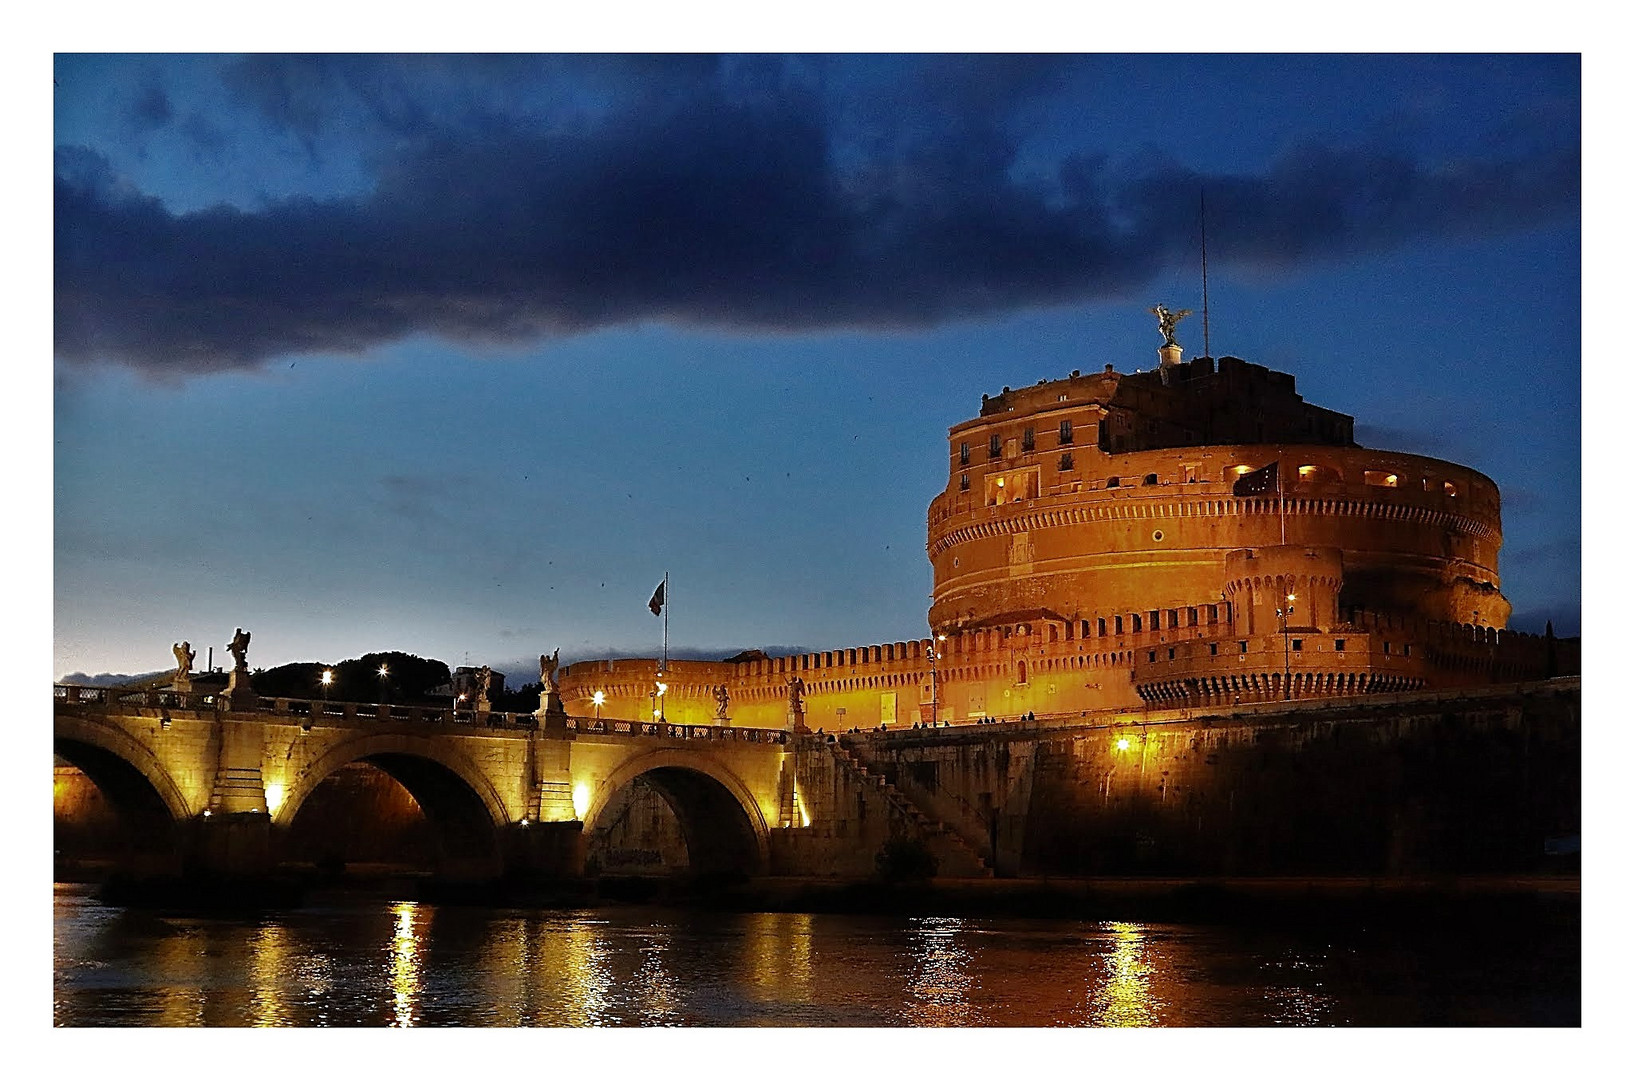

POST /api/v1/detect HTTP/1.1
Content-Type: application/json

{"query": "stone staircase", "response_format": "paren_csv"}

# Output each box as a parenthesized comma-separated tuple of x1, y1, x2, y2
(827, 737, 993, 878)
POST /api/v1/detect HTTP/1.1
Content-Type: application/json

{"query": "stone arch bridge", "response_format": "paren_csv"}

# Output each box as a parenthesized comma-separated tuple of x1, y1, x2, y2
(54, 686, 797, 885)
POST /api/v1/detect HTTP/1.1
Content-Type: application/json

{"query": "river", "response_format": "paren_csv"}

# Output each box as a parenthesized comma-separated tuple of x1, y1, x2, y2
(52, 883, 1577, 1027)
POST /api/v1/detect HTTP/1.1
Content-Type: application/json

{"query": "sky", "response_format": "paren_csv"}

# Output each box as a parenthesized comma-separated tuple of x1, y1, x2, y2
(51, 50, 1582, 682)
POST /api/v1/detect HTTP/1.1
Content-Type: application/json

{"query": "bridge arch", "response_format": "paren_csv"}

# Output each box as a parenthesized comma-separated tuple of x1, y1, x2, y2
(54, 712, 193, 822)
(276, 733, 511, 876)
(583, 750, 770, 876)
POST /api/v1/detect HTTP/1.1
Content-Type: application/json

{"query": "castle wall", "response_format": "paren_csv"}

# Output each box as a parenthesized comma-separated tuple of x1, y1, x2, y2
(844, 679, 1579, 878)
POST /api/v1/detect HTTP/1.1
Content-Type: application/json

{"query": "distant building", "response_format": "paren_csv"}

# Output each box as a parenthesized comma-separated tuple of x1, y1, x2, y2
(559, 340, 1576, 728)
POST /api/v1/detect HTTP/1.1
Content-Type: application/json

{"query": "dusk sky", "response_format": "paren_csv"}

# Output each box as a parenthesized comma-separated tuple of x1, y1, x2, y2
(52, 51, 1582, 683)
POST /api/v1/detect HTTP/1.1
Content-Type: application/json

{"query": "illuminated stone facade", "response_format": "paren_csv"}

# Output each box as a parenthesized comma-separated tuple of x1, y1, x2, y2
(559, 351, 1572, 728)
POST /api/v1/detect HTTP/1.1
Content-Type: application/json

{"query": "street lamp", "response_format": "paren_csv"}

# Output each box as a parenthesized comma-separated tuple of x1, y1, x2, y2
(1276, 593, 1296, 700)
(653, 680, 668, 722)
(928, 632, 947, 726)
(378, 664, 390, 705)
(320, 669, 332, 702)
(592, 690, 605, 719)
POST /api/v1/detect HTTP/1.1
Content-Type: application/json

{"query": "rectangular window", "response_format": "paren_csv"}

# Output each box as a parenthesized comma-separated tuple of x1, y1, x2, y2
(1059, 453, 1074, 471)
(1131, 614, 1142, 633)
(1147, 650, 1157, 662)
(1097, 618, 1106, 637)
(1383, 642, 1391, 654)
(1403, 644, 1411, 657)
(1334, 639, 1346, 652)
(1059, 419, 1073, 445)
(1022, 427, 1035, 452)
(1209, 643, 1218, 656)
(959, 473, 969, 491)
(989, 433, 1002, 459)
(959, 441, 970, 466)
(1239, 641, 1248, 654)
(1292, 639, 1303, 651)
(1114, 616, 1123, 635)
(1167, 648, 1175, 660)
(1149, 610, 1159, 630)
(1106, 476, 1120, 488)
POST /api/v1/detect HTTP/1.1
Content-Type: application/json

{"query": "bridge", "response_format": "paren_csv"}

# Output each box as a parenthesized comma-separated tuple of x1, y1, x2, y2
(54, 685, 797, 887)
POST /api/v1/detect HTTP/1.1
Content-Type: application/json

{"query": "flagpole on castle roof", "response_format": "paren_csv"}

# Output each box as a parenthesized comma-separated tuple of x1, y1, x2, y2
(662, 570, 668, 678)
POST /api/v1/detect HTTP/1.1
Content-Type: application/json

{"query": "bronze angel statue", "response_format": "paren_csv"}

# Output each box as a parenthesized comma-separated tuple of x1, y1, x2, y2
(1150, 304, 1192, 347)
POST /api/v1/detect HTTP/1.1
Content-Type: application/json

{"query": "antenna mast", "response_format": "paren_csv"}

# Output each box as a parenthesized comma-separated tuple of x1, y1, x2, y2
(1200, 187, 1211, 358)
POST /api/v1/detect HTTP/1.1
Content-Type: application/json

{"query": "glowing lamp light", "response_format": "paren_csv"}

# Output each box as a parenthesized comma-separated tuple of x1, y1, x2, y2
(202, 809, 212, 818)
(378, 665, 389, 678)
(264, 782, 285, 816)
(592, 691, 606, 707)
(1116, 737, 1131, 751)
(320, 670, 333, 686)
(655, 681, 668, 697)
(996, 477, 1005, 487)
(571, 782, 592, 820)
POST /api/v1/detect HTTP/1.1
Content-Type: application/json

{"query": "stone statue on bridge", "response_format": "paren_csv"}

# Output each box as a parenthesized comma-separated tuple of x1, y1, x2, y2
(224, 628, 253, 704)
(714, 683, 730, 721)
(787, 677, 805, 714)
(477, 666, 493, 707)
(227, 628, 251, 670)
(173, 641, 195, 676)
(540, 650, 560, 690)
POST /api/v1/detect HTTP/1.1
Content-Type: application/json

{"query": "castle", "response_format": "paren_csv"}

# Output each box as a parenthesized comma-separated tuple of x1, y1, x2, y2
(557, 323, 1574, 729)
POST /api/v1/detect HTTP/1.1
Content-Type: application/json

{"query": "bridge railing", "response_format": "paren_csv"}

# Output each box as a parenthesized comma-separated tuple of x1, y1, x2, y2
(55, 684, 785, 741)
(563, 717, 788, 744)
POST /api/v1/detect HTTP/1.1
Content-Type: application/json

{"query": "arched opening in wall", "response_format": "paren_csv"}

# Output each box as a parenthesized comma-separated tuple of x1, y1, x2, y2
(586, 766, 763, 883)
(281, 754, 497, 883)
(53, 740, 178, 881)
(1297, 464, 1340, 485)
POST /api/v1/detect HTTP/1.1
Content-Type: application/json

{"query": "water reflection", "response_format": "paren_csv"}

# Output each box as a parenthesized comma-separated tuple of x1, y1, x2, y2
(1085, 921, 1162, 1027)
(388, 902, 423, 1027)
(52, 886, 1577, 1027)
(904, 916, 978, 1026)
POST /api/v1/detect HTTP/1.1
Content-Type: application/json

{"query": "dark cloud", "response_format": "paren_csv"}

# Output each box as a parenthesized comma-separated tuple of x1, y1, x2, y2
(56, 57, 1580, 376)
(124, 78, 173, 133)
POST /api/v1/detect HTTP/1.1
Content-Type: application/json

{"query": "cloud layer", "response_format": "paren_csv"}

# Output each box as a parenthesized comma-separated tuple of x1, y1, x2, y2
(55, 56, 1580, 376)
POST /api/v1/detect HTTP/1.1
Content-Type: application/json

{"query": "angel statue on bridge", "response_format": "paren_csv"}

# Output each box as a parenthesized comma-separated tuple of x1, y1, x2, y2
(540, 649, 560, 690)
(172, 641, 195, 677)
(714, 683, 731, 720)
(227, 628, 250, 670)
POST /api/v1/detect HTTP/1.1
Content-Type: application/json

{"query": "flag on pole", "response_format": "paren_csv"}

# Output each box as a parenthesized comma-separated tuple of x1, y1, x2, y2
(1232, 461, 1279, 497)
(648, 580, 666, 616)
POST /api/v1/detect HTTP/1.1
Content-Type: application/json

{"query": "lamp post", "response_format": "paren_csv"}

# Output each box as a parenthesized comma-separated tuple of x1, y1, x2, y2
(378, 664, 390, 706)
(1276, 594, 1295, 700)
(928, 631, 946, 725)
(320, 669, 332, 703)
(592, 690, 605, 720)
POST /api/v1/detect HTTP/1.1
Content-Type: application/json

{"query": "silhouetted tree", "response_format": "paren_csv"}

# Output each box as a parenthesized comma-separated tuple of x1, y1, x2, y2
(254, 653, 451, 705)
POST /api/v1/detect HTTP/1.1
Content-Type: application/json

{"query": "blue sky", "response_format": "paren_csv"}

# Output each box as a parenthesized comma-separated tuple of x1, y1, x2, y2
(52, 52, 1581, 680)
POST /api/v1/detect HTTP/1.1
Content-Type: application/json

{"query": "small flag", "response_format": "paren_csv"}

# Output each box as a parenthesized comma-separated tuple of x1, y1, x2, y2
(648, 580, 666, 616)
(1232, 461, 1279, 497)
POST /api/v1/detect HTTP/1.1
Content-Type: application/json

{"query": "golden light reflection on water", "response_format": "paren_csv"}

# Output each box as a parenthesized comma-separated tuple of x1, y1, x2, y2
(904, 916, 978, 1026)
(388, 901, 423, 1027)
(1085, 921, 1162, 1027)
(248, 924, 294, 1027)
(557, 919, 615, 1025)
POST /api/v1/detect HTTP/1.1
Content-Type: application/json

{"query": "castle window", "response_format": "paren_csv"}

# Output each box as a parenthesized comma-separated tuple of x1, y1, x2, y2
(1017, 661, 1028, 684)
(1292, 639, 1303, 651)
(1334, 639, 1346, 652)
(1114, 616, 1123, 635)
(1443, 481, 1459, 498)
(959, 441, 970, 466)
(1059, 419, 1074, 445)
(1208, 605, 1219, 624)
(1148, 650, 1157, 662)
(960, 473, 969, 491)
(1097, 618, 1106, 637)
(1106, 476, 1120, 488)
(1143, 473, 1159, 485)
(1209, 643, 1218, 656)
(1383, 642, 1391, 654)
(1059, 453, 1074, 471)
(989, 434, 1002, 459)
(1364, 470, 1399, 488)
(1183, 464, 1199, 483)
(1403, 644, 1411, 657)
(1168, 648, 1175, 660)
(1022, 426, 1035, 452)
(1131, 614, 1141, 633)
(1239, 641, 1248, 653)
(1149, 610, 1160, 630)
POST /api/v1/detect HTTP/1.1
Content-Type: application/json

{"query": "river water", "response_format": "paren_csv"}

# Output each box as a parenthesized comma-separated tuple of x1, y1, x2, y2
(52, 884, 1577, 1027)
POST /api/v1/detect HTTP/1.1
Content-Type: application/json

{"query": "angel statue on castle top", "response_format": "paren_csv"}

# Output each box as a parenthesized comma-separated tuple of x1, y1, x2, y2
(1150, 304, 1192, 347)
